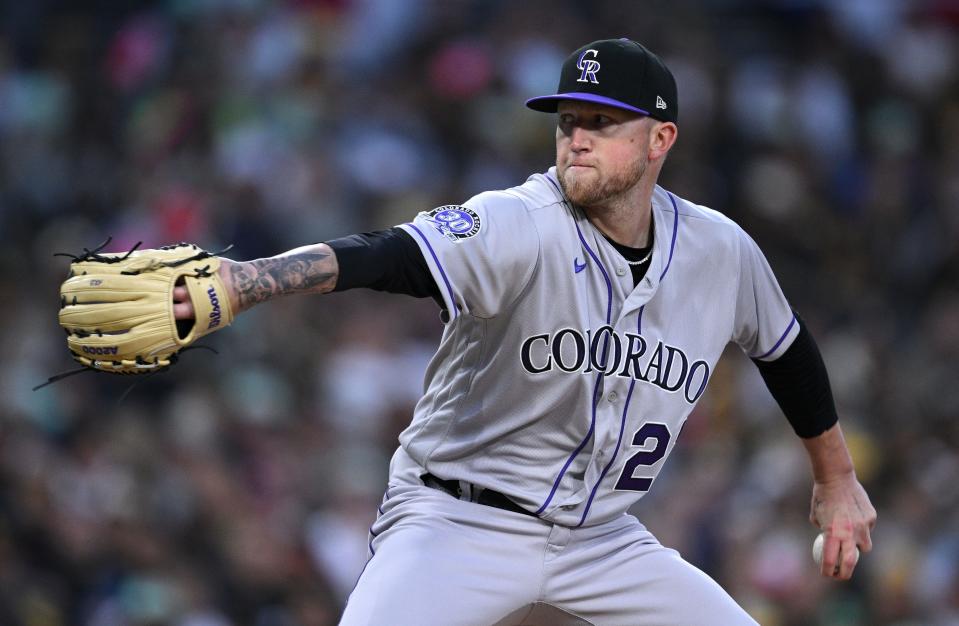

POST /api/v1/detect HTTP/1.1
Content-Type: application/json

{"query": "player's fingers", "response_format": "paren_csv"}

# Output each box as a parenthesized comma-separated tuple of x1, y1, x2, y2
(820, 533, 842, 578)
(173, 301, 195, 320)
(173, 285, 189, 302)
(837, 541, 860, 580)
(855, 506, 876, 553)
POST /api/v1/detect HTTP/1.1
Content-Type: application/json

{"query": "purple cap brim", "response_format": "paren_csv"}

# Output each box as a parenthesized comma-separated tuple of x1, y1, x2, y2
(525, 92, 650, 116)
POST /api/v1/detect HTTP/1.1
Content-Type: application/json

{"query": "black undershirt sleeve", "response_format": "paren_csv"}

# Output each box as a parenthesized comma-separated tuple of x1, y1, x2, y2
(751, 313, 839, 439)
(326, 227, 442, 304)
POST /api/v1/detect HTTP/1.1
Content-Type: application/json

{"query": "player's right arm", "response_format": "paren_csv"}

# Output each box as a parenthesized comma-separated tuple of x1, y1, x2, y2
(174, 194, 537, 322)
(173, 243, 341, 320)
(171, 220, 455, 320)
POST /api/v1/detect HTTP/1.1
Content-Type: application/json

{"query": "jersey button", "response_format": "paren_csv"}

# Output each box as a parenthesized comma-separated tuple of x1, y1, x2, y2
(607, 391, 618, 403)
(615, 266, 626, 276)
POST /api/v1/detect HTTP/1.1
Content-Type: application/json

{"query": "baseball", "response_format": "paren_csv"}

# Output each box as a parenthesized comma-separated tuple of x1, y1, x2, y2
(813, 532, 859, 568)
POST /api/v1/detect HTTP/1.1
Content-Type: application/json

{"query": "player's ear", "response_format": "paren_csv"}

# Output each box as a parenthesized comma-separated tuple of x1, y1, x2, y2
(648, 121, 677, 161)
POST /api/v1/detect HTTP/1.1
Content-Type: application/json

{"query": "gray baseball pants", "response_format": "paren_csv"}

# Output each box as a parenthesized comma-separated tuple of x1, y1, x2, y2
(339, 483, 758, 626)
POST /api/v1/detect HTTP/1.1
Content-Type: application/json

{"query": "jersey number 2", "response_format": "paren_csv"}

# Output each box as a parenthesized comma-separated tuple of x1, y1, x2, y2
(614, 422, 671, 492)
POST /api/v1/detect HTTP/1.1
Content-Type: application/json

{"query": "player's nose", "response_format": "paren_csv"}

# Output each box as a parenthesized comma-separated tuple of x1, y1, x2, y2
(568, 126, 592, 152)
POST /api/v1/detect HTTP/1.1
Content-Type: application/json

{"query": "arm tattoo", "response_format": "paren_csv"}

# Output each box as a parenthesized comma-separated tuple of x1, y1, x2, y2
(230, 250, 336, 310)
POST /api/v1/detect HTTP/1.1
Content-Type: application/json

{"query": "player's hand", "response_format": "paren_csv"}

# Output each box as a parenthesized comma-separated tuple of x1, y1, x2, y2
(174, 258, 240, 320)
(809, 471, 876, 580)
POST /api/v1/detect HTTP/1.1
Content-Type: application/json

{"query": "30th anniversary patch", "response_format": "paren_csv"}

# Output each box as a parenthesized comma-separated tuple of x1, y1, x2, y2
(421, 205, 481, 243)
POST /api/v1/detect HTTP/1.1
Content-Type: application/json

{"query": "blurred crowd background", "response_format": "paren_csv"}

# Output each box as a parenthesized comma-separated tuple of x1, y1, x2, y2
(2, 0, 957, 624)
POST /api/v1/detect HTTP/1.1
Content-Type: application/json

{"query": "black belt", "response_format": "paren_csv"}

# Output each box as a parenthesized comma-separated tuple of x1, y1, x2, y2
(422, 473, 535, 517)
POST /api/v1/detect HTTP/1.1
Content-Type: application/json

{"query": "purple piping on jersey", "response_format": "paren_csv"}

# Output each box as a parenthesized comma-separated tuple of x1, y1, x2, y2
(578, 378, 637, 527)
(406, 223, 458, 321)
(536, 378, 603, 515)
(574, 220, 614, 325)
(660, 192, 680, 281)
(534, 204, 615, 516)
(576, 305, 646, 526)
(545, 172, 562, 195)
(576, 195, 679, 525)
(557, 191, 680, 524)
(754, 314, 798, 360)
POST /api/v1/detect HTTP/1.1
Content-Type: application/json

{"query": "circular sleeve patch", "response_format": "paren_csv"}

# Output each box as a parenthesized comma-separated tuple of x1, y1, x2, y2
(421, 205, 482, 242)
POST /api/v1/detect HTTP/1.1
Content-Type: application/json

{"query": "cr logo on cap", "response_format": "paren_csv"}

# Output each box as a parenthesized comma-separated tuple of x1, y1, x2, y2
(576, 49, 600, 84)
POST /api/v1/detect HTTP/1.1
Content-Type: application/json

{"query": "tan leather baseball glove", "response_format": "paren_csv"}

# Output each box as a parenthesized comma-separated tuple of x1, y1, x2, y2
(55, 240, 233, 375)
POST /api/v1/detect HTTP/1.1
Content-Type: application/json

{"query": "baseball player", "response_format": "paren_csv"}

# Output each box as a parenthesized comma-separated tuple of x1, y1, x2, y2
(171, 38, 876, 625)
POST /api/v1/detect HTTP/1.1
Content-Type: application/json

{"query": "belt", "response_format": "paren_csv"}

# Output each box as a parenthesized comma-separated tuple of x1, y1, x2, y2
(422, 473, 535, 517)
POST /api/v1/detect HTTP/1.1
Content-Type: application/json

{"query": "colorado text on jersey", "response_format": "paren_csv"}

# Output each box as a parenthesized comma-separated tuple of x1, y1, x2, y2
(520, 325, 710, 404)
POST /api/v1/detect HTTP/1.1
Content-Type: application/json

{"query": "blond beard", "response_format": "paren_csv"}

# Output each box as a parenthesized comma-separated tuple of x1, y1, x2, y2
(557, 157, 647, 210)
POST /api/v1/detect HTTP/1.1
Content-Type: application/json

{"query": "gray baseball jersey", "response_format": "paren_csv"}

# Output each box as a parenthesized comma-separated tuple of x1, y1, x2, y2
(390, 166, 797, 528)
(341, 167, 785, 624)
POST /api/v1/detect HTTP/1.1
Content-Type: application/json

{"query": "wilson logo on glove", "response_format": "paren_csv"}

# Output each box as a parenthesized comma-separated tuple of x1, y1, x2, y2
(207, 285, 222, 329)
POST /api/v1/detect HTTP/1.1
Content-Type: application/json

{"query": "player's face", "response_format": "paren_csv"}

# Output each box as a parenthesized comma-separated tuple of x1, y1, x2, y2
(555, 101, 651, 209)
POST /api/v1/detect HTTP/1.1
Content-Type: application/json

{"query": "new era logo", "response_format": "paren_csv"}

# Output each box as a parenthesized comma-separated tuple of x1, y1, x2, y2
(656, 95, 667, 110)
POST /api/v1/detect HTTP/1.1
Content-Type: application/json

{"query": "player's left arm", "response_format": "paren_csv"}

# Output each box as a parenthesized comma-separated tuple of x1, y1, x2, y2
(752, 317, 877, 581)
(801, 421, 876, 581)
(732, 227, 876, 581)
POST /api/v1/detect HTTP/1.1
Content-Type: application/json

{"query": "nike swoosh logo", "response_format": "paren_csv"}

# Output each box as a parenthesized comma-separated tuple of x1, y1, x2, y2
(574, 257, 587, 273)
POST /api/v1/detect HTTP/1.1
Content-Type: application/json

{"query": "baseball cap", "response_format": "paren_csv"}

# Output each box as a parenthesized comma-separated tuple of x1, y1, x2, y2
(526, 38, 678, 124)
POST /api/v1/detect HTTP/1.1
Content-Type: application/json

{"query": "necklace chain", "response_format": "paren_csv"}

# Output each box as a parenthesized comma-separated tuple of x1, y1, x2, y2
(625, 248, 653, 266)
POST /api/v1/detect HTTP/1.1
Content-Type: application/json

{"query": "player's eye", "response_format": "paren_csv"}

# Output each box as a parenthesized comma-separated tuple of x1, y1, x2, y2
(558, 114, 576, 134)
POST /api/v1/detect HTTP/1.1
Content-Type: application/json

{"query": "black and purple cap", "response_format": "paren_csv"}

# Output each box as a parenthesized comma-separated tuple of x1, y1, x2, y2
(526, 38, 678, 124)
